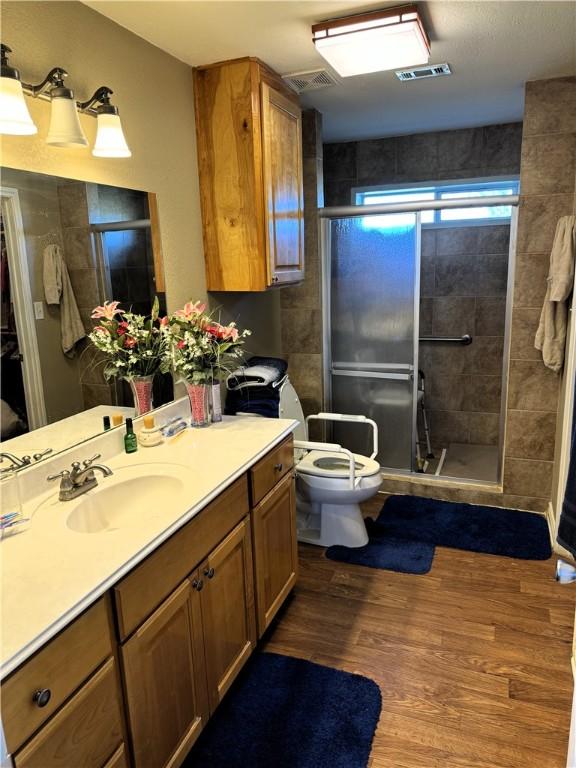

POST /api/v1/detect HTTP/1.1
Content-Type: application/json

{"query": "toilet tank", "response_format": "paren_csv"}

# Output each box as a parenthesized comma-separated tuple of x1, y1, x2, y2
(279, 378, 307, 442)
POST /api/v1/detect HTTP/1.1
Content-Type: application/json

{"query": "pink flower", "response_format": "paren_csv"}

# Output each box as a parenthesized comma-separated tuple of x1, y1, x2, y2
(93, 325, 108, 334)
(177, 340, 186, 349)
(159, 316, 169, 327)
(124, 336, 137, 349)
(174, 301, 207, 321)
(91, 300, 123, 320)
(221, 325, 239, 341)
(117, 321, 129, 336)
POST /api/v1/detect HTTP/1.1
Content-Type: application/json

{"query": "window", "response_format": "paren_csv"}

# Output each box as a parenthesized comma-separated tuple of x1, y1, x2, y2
(353, 178, 519, 229)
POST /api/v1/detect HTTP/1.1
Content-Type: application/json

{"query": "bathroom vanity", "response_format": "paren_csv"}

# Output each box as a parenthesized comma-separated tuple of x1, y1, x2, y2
(0, 415, 297, 768)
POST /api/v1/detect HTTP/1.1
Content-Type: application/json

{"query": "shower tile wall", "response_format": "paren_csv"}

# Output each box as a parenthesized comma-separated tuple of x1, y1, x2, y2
(419, 224, 510, 448)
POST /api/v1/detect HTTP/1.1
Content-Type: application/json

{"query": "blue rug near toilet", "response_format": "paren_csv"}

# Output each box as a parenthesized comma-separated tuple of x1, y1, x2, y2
(183, 652, 382, 768)
(326, 496, 551, 573)
(326, 535, 435, 574)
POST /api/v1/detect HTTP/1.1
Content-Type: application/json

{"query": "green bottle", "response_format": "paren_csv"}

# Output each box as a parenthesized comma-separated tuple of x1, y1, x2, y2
(124, 418, 138, 453)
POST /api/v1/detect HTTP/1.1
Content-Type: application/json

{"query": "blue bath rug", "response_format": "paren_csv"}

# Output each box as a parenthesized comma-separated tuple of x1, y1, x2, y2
(183, 652, 382, 768)
(372, 495, 552, 560)
(326, 535, 435, 574)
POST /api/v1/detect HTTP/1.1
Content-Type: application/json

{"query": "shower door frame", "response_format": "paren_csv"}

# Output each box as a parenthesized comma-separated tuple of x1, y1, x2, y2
(320, 211, 422, 473)
(320, 194, 520, 482)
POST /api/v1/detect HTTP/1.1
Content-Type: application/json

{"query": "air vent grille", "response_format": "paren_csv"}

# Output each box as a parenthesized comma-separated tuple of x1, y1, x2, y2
(282, 69, 339, 93)
(396, 63, 452, 81)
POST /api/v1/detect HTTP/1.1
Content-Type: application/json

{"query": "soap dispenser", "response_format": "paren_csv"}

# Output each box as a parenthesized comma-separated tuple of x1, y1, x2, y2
(124, 418, 138, 454)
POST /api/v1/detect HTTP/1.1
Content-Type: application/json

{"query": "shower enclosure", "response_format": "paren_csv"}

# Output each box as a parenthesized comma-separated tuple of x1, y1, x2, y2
(321, 195, 518, 483)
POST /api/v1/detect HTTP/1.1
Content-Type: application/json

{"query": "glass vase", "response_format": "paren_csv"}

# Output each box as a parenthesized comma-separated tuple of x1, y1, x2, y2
(186, 381, 211, 427)
(210, 379, 223, 423)
(126, 374, 154, 416)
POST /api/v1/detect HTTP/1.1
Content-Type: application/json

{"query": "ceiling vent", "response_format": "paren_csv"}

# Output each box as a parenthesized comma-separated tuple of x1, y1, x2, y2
(396, 63, 452, 81)
(282, 69, 339, 94)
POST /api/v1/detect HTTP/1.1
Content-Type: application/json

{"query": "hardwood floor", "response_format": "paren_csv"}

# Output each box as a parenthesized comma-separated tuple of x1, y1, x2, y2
(263, 504, 574, 768)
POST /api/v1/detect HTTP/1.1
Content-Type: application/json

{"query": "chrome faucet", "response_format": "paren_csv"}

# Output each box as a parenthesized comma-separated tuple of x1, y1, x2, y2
(0, 452, 32, 469)
(47, 454, 113, 501)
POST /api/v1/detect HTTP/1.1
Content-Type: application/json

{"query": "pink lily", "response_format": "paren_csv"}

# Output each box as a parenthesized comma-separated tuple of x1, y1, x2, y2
(174, 300, 207, 320)
(159, 316, 169, 327)
(91, 300, 123, 320)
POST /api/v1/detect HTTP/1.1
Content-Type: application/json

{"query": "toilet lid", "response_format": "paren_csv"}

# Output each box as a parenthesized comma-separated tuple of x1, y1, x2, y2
(297, 450, 381, 479)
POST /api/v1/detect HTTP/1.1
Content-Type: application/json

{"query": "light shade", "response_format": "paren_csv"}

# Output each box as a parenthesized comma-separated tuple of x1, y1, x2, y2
(0, 76, 37, 135)
(92, 112, 131, 158)
(46, 94, 88, 147)
(313, 5, 430, 77)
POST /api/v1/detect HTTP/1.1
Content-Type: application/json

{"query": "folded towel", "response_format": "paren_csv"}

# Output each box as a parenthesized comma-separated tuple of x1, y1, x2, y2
(535, 215, 576, 372)
(227, 356, 288, 390)
(43, 244, 86, 356)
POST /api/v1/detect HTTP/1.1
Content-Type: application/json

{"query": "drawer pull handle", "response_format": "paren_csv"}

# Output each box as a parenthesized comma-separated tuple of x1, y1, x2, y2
(32, 688, 51, 708)
(203, 567, 215, 579)
(274, 463, 283, 472)
(192, 578, 204, 592)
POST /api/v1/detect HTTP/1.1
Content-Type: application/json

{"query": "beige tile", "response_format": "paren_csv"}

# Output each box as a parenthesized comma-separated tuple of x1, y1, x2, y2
(428, 375, 468, 411)
(517, 194, 574, 253)
(432, 297, 475, 336)
(468, 412, 500, 445)
(419, 298, 433, 336)
(520, 134, 576, 195)
(510, 307, 541, 360)
(428, 410, 469, 444)
(470, 336, 504, 374)
(505, 409, 557, 461)
(356, 138, 396, 185)
(483, 123, 523, 171)
(523, 76, 576, 137)
(285, 353, 322, 401)
(419, 343, 473, 376)
(281, 309, 322, 354)
(513, 253, 550, 308)
(503, 457, 553, 499)
(508, 360, 559, 412)
(501, 494, 548, 514)
(421, 230, 436, 259)
(436, 227, 478, 257)
(466, 375, 502, 413)
(57, 182, 90, 228)
(477, 224, 511, 254)
(396, 132, 438, 176)
(62, 227, 94, 270)
(475, 297, 506, 336)
(434, 254, 476, 297)
(475, 254, 509, 297)
(437, 128, 484, 172)
(420, 261, 435, 298)
(280, 268, 320, 310)
(67, 268, 99, 310)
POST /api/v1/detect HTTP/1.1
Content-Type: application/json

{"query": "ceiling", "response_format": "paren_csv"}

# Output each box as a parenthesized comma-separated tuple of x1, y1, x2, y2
(84, 1, 576, 142)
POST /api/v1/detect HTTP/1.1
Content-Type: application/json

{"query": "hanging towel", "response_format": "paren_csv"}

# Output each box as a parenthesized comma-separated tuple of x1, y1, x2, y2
(42, 244, 86, 356)
(557, 382, 576, 558)
(535, 215, 576, 373)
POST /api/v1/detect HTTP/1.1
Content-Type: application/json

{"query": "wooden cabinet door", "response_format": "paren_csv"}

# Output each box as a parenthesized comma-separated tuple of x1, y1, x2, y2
(121, 581, 208, 768)
(261, 82, 304, 287)
(199, 517, 257, 713)
(252, 472, 298, 636)
(14, 659, 123, 768)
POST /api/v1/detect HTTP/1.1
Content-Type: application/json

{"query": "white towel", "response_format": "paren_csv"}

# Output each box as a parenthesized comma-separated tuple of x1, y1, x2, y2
(42, 244, 86, 356)
(535, 215, 576, 373)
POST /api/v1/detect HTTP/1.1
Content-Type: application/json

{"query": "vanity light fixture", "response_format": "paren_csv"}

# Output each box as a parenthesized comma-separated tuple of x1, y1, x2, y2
(0, 43, 131, 158)
(312, 4, 430, 78)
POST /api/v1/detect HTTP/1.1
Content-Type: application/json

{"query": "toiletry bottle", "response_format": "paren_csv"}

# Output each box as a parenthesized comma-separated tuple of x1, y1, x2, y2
(124, 418, 138, 454)
(103, 415, 111, 431)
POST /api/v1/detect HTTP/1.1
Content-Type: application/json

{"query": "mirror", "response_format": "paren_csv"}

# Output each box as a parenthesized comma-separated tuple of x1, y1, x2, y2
(0, 168, 173, 468)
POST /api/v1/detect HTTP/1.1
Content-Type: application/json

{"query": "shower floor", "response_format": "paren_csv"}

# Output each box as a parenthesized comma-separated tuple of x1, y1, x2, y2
(440, 443, 499, 482)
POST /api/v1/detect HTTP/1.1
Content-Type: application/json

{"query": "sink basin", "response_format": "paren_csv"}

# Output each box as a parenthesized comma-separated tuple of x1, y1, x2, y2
(59, 463, 190, 534)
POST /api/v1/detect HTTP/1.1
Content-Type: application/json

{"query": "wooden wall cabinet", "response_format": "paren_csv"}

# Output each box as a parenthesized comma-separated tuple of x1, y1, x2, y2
(194, 57, 305, 291)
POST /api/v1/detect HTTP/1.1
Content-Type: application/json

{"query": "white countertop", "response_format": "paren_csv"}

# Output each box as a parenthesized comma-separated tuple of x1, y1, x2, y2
(1, 416, 296, 679)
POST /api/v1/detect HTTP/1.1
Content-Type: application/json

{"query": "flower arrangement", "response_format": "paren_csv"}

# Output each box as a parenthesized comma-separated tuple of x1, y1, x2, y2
(88, 297, 170, 381)
(166, 301, 251, 384)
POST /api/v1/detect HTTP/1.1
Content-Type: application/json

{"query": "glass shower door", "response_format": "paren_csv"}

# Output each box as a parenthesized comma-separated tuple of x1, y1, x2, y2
(327, 212, 420, 471)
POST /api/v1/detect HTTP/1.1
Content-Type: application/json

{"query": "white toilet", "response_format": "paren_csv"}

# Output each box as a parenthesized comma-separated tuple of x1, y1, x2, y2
(279, 379, 383, 548)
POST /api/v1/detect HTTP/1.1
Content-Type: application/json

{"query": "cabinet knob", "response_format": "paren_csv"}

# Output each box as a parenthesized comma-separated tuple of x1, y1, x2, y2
(32, 688, 51, 708)
(192, 578, 204, 592)
(203, 567, 215, 579)
(274, 463, 283, 472)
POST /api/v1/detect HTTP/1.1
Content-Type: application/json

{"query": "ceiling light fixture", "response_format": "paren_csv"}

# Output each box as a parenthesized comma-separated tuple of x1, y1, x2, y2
(312, 4, 430, 78)
(0, 43, 131, 158)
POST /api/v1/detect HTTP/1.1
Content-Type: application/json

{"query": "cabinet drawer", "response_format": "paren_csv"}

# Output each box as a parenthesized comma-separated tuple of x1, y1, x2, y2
(250, 436, 294, 506)
(2, 597, 113, 753)
(114, 474, 249, 639)
(14, 658, 123, 768)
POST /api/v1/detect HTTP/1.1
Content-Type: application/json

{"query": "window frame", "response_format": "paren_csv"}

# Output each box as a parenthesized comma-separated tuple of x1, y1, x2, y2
(351, 176, 520, 228)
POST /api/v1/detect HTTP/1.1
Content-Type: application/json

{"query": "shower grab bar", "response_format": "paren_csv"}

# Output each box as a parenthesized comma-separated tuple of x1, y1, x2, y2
(332, 361, 414, 371)
(331, 368, 412, 381)
(419, 334, 473, 345)
(319, 195, 519, 218)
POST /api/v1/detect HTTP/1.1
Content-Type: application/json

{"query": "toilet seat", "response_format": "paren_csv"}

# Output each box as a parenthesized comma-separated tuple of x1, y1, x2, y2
(296, 450, 380, 479)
